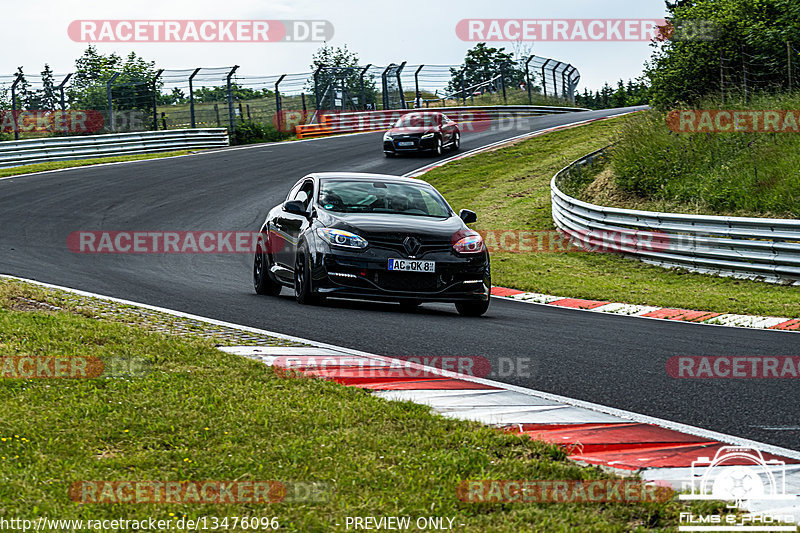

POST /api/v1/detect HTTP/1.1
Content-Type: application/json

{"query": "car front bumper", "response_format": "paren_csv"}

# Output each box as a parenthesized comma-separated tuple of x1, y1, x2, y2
(310, 247, 490, 303)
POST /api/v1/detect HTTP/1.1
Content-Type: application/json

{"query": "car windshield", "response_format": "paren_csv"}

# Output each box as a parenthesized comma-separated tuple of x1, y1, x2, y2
(318, 180, 451, 218)
(392, 113, 439, 129)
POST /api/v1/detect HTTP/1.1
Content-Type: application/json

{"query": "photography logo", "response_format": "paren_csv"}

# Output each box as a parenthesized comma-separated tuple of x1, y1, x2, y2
(679, 446, 797, 532)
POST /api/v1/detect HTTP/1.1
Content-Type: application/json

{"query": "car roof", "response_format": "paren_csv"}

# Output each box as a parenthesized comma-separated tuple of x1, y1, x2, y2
(309, 172, 434, 185)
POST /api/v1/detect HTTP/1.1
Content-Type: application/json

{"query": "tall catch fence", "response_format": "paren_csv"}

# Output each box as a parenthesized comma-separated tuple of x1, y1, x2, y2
(1, 54, 580, 140)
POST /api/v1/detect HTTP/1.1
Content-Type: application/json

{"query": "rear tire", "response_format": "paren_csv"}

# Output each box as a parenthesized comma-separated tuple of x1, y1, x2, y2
(253, 250, 281, 296)
(295, 246, 323, 305)
(451, 132, 460, 151)
(384, 152, 395, 158)
(455, 299, 490, 317)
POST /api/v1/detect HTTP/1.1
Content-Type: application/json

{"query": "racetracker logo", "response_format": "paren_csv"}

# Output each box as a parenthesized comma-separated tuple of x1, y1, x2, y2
(667, 110, 800, 133)
(455, 19, 667, 42)
(272, 356, 533, 379)
(1, 110, 104, 134)
(667, 357, 800, 379)
(457, 480, 674, 503)
(273, 109, 494, 134)
(480, 229, 671, 254)
(68, 20, 333, 43)
(0, 356, 150, 379)
(67, 231, 284, 254)
(68, 481, 286, 503)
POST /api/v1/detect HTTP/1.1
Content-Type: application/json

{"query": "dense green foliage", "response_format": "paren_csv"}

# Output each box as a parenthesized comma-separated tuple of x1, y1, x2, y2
(447, 43, 526, 97)
(231, 120, 294, 145)
(647, 0, 800, 108)
(611, 96, 800, 217)
(576, 79, 650, 109)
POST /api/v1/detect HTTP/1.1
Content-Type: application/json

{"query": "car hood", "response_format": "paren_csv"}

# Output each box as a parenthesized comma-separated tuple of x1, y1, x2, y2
(317, 211, 465, 241)
(387, 126, 437, 135)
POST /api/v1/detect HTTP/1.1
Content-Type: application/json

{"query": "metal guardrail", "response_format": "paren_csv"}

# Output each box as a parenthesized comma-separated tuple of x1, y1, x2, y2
(0, 129, 229, 168)
(551, 147, 800, 284)
(296, 105, 589, 139)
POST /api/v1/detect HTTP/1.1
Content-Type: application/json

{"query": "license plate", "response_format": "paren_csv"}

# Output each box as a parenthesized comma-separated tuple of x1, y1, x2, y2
(388, 259, 435, 273)
(397, 141, 414, 147)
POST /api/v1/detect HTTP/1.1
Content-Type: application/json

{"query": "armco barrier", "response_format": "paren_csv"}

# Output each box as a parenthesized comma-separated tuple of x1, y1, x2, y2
(295, 106, 588, 139)
(0, 129, 229, 168)
(551, 148, 800, 284)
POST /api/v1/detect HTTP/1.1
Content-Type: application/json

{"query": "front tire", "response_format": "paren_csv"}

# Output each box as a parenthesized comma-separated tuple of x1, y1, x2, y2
(295, 246, 323, 305)
(253, 250, 281, 296)
(434, 137, 443, 156)
(455, 299, 490, 317)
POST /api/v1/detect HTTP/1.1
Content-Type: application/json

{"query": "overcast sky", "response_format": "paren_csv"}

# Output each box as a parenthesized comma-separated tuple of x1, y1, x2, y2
(3, 0, 669, 92)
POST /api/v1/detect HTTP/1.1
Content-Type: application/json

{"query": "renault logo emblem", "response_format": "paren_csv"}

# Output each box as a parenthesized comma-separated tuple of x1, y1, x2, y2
(403, 236, 421, 257)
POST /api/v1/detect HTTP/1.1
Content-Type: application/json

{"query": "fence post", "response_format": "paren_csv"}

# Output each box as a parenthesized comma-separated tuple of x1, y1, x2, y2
(396, 61, 407, 109)
(359, 64, 371, 110)
(499, 62, 507, 104)
(461, 68, 466, 106)
(275, 74, 286, 131)
(720, 52, 725, 105)
(525, 56, 534, 104)
(742, 45, 748, 104)
(381, 65, 392, 110)
(301, 93, 307, 114)
(10, 72, 23, 140)
(152, 69, 163, 131)
(226, 65, 239, 134)
(551, 61, 562, 99)
(57, 73, 72, 134)
(541, 59, 551, 98)
(313, 66, 322, 111)
(106, 72, 120, 132)
(189, 67, 201, 128)
(413, 65, 424, 108)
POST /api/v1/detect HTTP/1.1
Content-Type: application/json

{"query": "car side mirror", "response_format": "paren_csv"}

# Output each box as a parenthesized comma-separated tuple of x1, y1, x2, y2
(283, 200, 307, 216)
(459, 209, 477, 224)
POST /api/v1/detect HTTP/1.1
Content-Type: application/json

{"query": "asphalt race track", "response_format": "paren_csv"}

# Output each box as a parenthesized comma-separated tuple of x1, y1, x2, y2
(2, 106, 799, 450)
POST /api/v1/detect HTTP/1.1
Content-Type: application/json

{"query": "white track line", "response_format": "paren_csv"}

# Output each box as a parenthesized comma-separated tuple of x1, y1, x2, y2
(4, 274, 799, 461)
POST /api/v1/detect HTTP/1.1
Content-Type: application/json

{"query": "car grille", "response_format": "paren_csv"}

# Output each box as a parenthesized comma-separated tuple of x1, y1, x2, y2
(369, 237, 452, 257)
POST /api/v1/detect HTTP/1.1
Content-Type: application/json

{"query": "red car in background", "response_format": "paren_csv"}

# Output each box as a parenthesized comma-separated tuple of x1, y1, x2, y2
(383, 111, 460, 157)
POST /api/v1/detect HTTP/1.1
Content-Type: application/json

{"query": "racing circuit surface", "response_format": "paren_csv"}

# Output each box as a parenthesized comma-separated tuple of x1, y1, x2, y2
(1, 106, 798, 450)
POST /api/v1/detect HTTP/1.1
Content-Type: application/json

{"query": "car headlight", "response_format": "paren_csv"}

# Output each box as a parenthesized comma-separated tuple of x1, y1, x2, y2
(383, 133, 393, 141)
(317, 228, 368, 249)
(453, 232, 485, 254)
(421, 132, 435, 139)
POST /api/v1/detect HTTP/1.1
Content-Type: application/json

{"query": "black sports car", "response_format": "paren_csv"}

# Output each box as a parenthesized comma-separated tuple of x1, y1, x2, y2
(383, 111, 460, 157)
(253, 172, 490, 316)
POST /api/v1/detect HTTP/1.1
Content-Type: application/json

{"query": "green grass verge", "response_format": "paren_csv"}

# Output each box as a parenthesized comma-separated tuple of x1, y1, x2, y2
(0, 151, 197, 179)
(0, 279, 718, 532)
(419, 116, 800, 318)
(610, 96, 800, 218)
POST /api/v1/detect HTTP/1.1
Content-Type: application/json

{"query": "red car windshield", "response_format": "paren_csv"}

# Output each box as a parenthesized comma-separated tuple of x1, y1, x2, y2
(392, 113, 440, 129)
